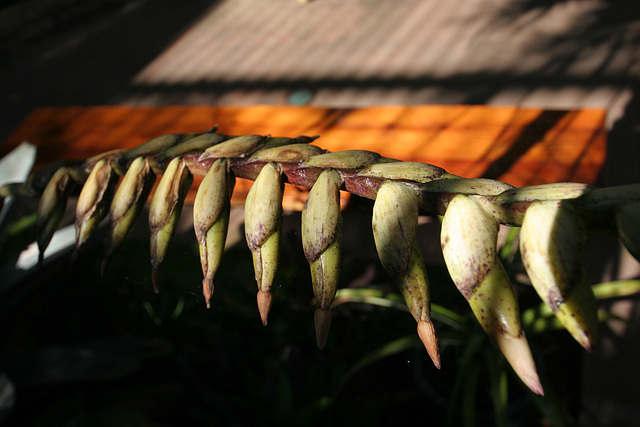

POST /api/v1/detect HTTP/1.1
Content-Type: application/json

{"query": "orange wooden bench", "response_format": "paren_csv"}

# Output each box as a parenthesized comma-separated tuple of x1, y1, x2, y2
(1, 105, 607, 210)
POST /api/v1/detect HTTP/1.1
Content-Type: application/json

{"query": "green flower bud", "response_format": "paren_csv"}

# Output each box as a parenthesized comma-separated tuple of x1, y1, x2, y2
(301, 169, 343, 349)
(193, 159, 235, 308)
(202, 134, 266, 158)
(37, 167, 75, 264)
(442, 194, 543, 395)
(361, 161, 446, 183)
(520, 200, 599, 351)
(303, 150, 381, 169)
(74, 159, 118, 256)
(149, 157, 193, 292)
(245, 162, 283, 325)
(372, 180, 440, 367)
(104, 157, 156, 271)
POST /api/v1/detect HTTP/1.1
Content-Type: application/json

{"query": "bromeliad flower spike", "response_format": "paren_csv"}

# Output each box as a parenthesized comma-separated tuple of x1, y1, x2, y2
(3, 127, 640, 396)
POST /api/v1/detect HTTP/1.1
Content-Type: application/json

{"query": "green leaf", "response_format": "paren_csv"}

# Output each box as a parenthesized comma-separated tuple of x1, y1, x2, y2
(592, 280, 640, 299)
(484, 346, 509, 427)
(333, 288, 466, 329)
(462, 362, 481, 427)
(522, 280, 640, 333)
(498, 225, 520, 262)
(445, 332, 486, 426)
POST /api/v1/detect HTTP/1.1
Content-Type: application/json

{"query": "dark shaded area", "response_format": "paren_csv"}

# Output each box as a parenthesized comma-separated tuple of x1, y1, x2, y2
(0, 0, 217, 144)
(122, 71, 635, 103)
(0, 206, 583, 426)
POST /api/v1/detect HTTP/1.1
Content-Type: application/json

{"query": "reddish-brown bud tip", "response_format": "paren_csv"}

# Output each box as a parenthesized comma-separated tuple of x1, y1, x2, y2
(418, 320, 441, 369)
(203, 277, 214, 309)
(257, 290, 273, 326)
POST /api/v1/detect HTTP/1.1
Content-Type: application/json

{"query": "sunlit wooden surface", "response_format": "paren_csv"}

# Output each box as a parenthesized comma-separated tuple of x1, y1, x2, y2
(1, 105, 606, 209)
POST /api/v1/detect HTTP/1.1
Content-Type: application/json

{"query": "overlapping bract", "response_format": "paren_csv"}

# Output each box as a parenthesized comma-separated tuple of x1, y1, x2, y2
(149, 157, 193, 292)
(520, 200, 598, 351)
(104, 156, 156, 271)
(73, 159, 121, 260)
(193, 158, 234, 308)
(14, 128, 640, 396)
(372, 180, 440, 368)
(244, 162, 283, 325)
(301, 169, 343, 349)
(441, 194, 543, 394)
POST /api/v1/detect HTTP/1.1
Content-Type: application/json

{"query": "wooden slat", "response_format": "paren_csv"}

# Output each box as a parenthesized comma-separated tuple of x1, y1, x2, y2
(1, 105, 607, 209)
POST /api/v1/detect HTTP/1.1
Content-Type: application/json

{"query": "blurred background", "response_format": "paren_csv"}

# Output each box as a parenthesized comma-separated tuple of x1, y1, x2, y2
(0, 0, 639, 425)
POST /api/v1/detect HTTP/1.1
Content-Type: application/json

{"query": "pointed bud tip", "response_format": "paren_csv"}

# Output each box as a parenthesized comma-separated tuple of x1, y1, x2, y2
(417, 320, 441, 369)
(563, 320, 596, 352)
(314, 308, 332, 350)
(203, 277, 214, 309)
(555, 289, 599, 352)
(584, 338, 595, 353)
(257, 290, 273, 326)
(580, 332, 597, 353)
(525, 375, 545, 396)
(495, 333, 544, 396)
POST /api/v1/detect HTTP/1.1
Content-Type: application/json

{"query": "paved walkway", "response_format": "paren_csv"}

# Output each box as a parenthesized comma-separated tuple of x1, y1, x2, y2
(0, 1, 639, 425)
(1, 1, 638, 184)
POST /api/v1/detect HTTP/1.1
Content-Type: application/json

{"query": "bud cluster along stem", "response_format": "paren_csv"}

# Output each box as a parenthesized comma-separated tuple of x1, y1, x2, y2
(4, 128, 640, 395)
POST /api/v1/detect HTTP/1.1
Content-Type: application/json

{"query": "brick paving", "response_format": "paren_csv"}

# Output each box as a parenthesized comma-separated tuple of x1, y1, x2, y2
(2, 2, 638, 125)
(2, 0, 638, 178)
